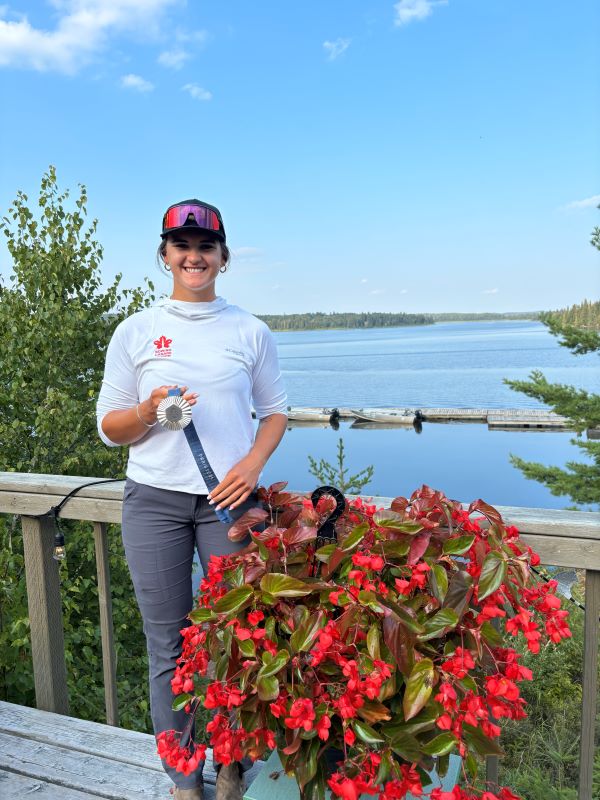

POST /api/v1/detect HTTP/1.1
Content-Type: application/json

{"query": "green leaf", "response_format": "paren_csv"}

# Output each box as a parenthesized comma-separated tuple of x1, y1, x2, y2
(429, 563, 449, 603)
(290, 610, 326, 652)
(373, 510, 424, 534)
(381, 540, 410, 557)
(340, 522, 369, 551)
(379, 596, 425, 634)
(367, 624, 381, 660)
(358, 590, 385, 613)
(419, 608, 459, 641)
(171, 692, 192, 711)
(352, 719, 385, 744)
(463, 723, 504, 756)
(314, 543, 337, 562)
(260, 574, 313, 597)
(390, 731, 423, 762)
(256, 674, 280, 701)
(442, 569, 474, 619)
(421, 732, 457, 756)
(442, 534, 475, 555)
(188, 608, 216, 624)
(237, 638, 256, 658)
(257, 649, 289, 679)
(478, 552, 507, 601)
(213, 585, 255, 616)
(403, 658, 434, 721)
(481, 621, 504, 646)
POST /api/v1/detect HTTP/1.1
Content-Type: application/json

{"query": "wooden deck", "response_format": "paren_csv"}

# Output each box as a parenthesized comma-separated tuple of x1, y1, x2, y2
(0, 701, 262, 799)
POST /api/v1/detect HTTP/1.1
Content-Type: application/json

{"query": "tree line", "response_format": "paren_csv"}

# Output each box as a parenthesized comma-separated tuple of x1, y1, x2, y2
(257, 311, 540, 331)
(542, 298, 600, 330)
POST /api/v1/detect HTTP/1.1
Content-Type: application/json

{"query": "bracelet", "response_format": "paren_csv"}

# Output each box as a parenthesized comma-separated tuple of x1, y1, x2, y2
(136, 403, 158, 428)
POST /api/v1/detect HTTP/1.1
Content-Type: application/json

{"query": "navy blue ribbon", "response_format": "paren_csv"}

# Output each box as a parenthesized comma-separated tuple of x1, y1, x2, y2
(168, 389, 233, 524)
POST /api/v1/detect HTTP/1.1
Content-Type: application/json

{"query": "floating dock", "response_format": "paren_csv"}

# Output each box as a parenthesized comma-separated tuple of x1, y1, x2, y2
(282, 406, 578, 431)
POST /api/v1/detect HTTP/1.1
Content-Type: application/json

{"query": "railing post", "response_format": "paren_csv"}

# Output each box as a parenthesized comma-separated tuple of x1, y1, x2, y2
(21, 515, 69, 714)
(579, 569, 600, 800)
(93, 522, 119, 726)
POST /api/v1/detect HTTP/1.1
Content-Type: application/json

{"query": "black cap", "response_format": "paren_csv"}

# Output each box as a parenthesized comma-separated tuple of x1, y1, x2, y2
(161, 199, 226, 242)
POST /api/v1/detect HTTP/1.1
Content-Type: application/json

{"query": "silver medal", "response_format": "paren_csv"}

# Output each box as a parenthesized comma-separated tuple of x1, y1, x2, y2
(156, 395, 193, 431)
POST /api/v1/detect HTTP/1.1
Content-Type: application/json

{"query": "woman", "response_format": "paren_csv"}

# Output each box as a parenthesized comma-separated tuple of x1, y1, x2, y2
(96, 200, 288, 800)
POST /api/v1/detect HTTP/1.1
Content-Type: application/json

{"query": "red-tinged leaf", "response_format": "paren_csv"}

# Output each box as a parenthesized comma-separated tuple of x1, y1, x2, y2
(268, 481, 288, 493)
(357, 700, 392, 724)
(294, 739, 319, 790)
(321, 547, 347, 579)
(244, 562, 266, 584)
(336, 605, 362, 640)
(382, 539, 410, 558)
(379, 597, 425, 634)
(383, 614, 415, 677)
(314, 543, 336, 563)
(257, 650, 289, 679)
(403, 658, 435, 721)
(259, 574, 312, 597)
(408, 531, 432, 564)
(284, 525, 318, 546)
(277, 507, 302, 528)
(422, 732, 457, 757)
(290, 610, 326, 652)
(442, 534, 476, 556)
(442, 570, 474, 620)
(228, 507, 269, 542)
(282, 732, 303, 755)
(391, 497, 409, 513)
(481, 621, 504, 646)
(478, 552, 507, 601)
(468, 499, 503, 528)
(213, 585, 255, 616)
(270, 492, 294, 507)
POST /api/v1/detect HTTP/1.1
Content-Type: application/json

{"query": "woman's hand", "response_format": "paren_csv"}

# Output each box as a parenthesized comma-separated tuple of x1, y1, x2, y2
(208, 454, 264, 511)
(101, 385, 199, 445)
(138, 385, 199, 425)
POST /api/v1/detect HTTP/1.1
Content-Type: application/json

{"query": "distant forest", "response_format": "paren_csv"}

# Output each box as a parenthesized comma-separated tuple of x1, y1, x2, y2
(257, 310, 538, 331)
(543, 298, 600, 330)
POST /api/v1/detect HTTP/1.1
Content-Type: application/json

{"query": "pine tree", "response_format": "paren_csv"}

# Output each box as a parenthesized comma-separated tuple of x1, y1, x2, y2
(505, 214, 600, 508)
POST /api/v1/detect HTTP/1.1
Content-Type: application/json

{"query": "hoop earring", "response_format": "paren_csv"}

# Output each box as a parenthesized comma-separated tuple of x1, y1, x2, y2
(164, 263, 171, 272)
(219, 266, 227, 274)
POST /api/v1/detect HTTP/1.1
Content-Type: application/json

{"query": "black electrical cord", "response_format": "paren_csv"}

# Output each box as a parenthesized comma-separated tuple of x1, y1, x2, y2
(33, 478, 123, 560)
(531, 565, 592, 617)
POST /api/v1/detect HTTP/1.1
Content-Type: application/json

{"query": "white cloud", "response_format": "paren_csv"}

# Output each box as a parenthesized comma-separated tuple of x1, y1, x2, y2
(394, 0, 447, 27)
(0, 0, 177, 73)
(360, 278, 368, 283)
(158, 48, 188, 69)
(120, 72, 153, 92)
(564, 194, 600, 210)
(323, 37, 351, 61)
(157, 29, 207, 70)
(182, 82, 212, 101)
(482, 288, 499, 295)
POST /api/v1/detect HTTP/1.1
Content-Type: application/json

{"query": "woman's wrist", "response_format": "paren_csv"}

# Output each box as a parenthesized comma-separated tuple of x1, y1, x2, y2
(136, 400, 158, 428)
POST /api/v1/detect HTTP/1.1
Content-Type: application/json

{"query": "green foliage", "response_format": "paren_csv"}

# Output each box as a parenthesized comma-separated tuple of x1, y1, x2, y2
(308, 437, 374, 494)
(505, 218, 600, 508)
(258, 311, 434, 331)
(0, 167, 154, 730)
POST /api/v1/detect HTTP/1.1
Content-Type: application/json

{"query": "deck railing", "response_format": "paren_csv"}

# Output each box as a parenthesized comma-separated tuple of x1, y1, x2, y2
(0, 471, 598, 799)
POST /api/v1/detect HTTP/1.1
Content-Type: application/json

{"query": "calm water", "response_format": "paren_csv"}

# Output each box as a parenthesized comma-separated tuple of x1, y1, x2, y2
(259, 322, 598, 510)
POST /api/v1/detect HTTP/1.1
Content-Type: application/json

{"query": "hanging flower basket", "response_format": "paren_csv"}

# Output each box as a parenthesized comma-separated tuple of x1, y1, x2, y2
(157, 483, 571, 800)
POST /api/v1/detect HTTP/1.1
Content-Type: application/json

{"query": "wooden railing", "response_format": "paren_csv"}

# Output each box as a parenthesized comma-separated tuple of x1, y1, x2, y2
(1, 472, 598, 799)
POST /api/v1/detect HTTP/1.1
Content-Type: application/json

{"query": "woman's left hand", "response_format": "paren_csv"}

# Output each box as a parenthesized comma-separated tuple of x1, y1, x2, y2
(208, 455, 263, 511)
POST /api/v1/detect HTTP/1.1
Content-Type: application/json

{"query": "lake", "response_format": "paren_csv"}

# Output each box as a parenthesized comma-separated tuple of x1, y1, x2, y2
(259, 321, 598, 510)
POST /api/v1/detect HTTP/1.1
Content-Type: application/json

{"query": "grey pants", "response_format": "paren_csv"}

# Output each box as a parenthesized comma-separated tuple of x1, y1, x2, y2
(121, 477, 258, 789)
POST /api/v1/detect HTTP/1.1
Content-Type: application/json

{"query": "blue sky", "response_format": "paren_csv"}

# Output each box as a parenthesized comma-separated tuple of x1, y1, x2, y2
(0, 0, 598, 314)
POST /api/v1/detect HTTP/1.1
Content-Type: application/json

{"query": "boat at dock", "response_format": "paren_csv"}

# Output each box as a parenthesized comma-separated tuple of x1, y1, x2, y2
(351, 408, 417, 425)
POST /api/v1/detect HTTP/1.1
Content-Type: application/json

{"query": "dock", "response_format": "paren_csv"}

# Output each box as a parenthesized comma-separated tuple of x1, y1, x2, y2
(283, 406, 576, 431)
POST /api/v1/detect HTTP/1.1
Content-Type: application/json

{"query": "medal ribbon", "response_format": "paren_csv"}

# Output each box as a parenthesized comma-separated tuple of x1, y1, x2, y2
(166, 388, 233, 524)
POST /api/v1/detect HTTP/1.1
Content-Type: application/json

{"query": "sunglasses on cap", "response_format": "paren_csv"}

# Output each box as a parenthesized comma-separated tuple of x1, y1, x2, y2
(161, 200, 226, 241)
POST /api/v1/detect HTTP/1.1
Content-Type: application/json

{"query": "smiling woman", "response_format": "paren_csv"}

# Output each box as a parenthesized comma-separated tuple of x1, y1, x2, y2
(96, 199, 288, 800)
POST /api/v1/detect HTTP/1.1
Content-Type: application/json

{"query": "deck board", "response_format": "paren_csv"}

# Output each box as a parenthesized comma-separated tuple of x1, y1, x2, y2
(0, 702, 262, 799)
